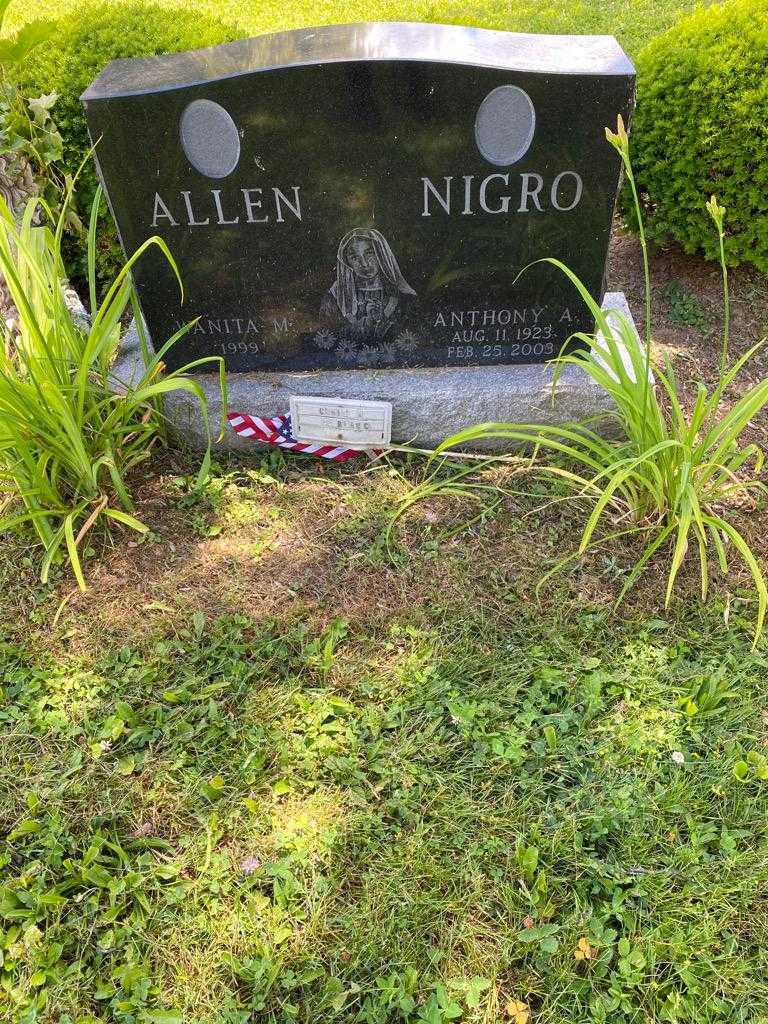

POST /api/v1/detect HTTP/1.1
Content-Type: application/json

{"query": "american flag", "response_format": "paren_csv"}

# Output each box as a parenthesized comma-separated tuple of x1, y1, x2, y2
(227, 412, 381, 462)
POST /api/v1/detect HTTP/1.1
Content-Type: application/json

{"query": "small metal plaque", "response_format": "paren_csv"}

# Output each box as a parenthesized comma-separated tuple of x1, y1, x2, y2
(290, 395, 392, 447)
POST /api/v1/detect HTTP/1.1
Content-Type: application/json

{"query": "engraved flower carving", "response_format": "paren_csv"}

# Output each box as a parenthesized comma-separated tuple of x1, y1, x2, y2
(337, 338, 358, 361)
(313, 328, 336, 350)
(380, 342, 397, 363)
(395, 328, 418, 353)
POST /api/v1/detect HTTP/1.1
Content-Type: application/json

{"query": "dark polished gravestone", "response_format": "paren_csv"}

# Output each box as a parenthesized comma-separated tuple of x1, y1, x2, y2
(82, 22, 636, 378)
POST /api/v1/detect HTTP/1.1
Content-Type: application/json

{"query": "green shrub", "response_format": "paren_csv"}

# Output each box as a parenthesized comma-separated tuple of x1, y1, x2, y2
(629, 0, 768, 272)
(0, 3, 68, 228)
(18, 1, 238, 289)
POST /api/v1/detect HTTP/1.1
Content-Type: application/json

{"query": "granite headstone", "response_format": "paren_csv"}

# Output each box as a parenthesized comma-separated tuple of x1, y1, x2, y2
(82, 23, 636, 380)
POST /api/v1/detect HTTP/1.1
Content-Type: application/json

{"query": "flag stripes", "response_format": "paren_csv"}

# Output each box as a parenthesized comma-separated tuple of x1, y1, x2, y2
(227, 412, 380, 462)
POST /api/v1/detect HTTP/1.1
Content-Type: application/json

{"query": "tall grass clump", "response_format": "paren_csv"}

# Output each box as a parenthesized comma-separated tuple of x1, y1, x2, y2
(0, 184, 226, 588)
(399, 118, 768, 644)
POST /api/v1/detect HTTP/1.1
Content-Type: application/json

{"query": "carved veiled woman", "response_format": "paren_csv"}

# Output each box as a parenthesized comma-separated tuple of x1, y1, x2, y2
(321, 228, 416, 339)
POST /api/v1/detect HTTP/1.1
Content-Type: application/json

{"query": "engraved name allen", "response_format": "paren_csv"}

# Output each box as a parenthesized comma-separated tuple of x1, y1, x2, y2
(151, 187, 303, 227)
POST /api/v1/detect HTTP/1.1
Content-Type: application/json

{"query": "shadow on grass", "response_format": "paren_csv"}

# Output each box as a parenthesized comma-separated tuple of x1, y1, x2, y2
(1, 456, 767, 1021)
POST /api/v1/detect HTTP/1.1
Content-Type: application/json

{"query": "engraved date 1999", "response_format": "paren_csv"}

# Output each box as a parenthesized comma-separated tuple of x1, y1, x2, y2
(216, 340, 261, 355)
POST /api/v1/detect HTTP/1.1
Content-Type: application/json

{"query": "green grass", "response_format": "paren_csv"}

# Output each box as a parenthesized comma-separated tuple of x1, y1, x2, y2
(0, 455, 767, 1023)
(6, 0, 709, 60)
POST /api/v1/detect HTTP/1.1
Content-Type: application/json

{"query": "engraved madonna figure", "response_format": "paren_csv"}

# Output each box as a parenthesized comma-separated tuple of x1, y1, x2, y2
(321, 228, 416, 340)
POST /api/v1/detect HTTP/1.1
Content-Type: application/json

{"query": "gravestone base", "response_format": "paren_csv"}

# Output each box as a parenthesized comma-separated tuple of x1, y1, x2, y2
(111, 292, 637, 453)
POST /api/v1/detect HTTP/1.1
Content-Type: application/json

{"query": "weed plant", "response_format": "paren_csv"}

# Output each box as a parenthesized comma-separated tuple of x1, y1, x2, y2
(0, 184, 226, 588)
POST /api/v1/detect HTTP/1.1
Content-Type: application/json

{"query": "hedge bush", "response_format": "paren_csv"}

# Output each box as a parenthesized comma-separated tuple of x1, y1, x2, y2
(630, 0, 768, 273)
(19, 1, 239, 289)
